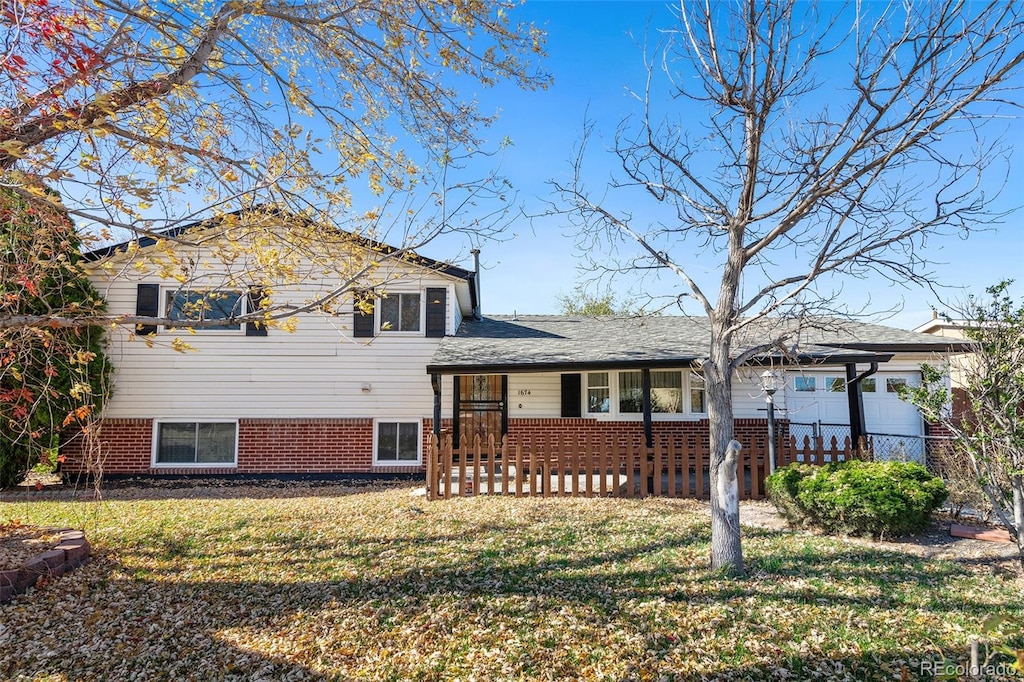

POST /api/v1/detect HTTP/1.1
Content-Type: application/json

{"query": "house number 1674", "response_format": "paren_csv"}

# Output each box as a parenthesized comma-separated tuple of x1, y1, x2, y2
(518, 389, 531, 396)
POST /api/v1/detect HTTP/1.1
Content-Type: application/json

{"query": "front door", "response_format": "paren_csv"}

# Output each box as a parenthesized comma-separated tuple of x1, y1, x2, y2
(454, 375, 507, 446)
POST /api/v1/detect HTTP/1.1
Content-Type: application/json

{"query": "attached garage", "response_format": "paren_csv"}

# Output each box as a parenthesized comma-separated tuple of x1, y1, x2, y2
(785, 370, 925, 459)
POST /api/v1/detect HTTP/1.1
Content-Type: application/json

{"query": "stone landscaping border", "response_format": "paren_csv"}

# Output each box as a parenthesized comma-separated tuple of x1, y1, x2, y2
(0, 529, 90, 604)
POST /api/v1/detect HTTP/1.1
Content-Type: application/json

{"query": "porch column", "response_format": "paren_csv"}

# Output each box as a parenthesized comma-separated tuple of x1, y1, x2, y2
(642, 368, 653, 448)
(845, 362, 878, 453)
(431, 373, 442, 440)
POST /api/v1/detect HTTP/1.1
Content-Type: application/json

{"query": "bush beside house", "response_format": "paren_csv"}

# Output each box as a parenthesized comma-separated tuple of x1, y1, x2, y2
(0, 188, 110, 489)
(766, 460, 948, 538)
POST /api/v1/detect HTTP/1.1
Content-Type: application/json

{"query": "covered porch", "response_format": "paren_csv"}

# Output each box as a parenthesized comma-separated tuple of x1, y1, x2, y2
(423, 315, 965, 501)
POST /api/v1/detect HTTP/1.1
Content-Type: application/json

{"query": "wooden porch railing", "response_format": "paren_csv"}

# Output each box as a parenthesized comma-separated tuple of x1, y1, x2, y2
(426, 433, 860, 501)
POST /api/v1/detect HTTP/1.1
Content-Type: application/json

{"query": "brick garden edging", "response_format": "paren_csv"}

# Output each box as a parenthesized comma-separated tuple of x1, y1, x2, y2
(0, 529, 91, 604)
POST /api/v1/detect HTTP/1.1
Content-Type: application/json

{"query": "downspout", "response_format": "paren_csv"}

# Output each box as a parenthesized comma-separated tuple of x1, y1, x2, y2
(431, 373, 442, 441)
(470, 248, 482, 321)
(846, 362, 879, 454)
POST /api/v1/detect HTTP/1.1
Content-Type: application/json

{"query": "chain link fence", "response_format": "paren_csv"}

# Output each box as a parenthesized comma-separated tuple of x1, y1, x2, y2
(788, 422, 951, 465)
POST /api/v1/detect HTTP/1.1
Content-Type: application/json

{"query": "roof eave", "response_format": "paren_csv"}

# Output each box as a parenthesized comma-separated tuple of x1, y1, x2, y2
(827, 342, 972, 353)
(426, 351, 895, 375)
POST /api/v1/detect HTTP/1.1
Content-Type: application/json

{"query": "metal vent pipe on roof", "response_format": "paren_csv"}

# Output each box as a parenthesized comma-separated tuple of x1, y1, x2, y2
(471, 248, 482, 320)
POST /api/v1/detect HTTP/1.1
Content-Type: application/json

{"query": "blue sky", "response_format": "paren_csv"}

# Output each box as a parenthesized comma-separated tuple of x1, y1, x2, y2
(418, 0, 1023, 330)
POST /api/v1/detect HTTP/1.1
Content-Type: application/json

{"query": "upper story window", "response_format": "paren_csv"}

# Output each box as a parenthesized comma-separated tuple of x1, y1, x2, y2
(135, 283, 266, 337)
(166, 289, 243, 331)
(380, 292, 421, 332)
(353, 286, 447, 339)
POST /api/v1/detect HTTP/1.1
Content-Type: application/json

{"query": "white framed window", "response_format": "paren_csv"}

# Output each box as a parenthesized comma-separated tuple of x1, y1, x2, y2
(587, 372, 610, 413)
(794, 376, 816, 392)
(379, 292, 422, 333)
(152, 421, 237, 467)
(886, 377, 908, 393)
(618, 371, 644, 413)
(825, 377, 846, 392)
(861, 377, 877, 393)
(689, 373, 706, 414)
(374, 419, 422, 465)
(650, 371, 683, 413)
(585, 370, 701, 417)
(165, 289, 244, 331)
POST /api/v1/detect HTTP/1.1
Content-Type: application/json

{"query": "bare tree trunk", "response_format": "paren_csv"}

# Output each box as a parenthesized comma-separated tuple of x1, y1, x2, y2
(707, 324, 744, 574)
(1014, 482, 1024, 572)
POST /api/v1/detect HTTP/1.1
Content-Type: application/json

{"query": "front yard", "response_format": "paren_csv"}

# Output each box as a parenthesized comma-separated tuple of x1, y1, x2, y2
(1, 482, 1022, 681)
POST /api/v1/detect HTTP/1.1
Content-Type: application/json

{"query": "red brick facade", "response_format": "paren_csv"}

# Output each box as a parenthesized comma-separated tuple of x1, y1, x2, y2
(63, 416, 780, 477)
(505, 418, 783, 450)
(63, 418, 423, 476)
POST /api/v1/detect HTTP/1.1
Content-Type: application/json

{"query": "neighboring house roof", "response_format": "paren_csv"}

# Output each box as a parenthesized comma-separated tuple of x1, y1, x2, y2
(914, 317, 972, 339)
(426, 315, 968, 374)
(82, 208, 477, 283)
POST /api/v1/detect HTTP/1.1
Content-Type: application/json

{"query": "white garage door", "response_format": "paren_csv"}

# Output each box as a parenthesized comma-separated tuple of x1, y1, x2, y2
(784, 371, 924, 460)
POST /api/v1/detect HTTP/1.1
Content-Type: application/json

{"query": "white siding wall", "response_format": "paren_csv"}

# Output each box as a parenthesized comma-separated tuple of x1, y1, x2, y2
(94, 253, 469, 420)
(438, 369, 765, 421)
(437, 361, 930, 428)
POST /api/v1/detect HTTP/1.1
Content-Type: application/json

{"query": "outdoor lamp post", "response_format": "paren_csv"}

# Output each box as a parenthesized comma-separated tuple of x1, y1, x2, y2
(760, 370, 781, 474)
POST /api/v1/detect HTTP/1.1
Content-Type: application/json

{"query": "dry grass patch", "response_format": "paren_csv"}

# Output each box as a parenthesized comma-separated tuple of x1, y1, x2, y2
(1, 482, 1022, 681)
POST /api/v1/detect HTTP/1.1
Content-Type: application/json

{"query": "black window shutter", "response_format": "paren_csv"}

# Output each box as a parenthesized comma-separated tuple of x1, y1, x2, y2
(560, 373, 582, 418)
(425, 287, 447, 338)
(353, 289, 375, 338)
(136, 283, 159, 336)
(245, 286, 268, 337)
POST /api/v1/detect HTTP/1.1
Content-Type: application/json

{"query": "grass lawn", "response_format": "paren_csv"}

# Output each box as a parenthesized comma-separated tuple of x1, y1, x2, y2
(1, 483, 1022, 681)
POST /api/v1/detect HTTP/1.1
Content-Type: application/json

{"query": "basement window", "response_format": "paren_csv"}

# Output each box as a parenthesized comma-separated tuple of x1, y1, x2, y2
(154, 421, 237, 466)
(374, 420, 421, 465)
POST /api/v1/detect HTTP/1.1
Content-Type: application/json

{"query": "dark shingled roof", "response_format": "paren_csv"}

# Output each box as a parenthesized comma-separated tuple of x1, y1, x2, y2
(426, 315, 968, 374)
(83, 207, 475, 282)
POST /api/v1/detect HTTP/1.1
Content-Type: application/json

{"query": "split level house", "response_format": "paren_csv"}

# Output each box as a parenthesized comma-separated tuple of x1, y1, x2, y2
(64, 217, 966, 480)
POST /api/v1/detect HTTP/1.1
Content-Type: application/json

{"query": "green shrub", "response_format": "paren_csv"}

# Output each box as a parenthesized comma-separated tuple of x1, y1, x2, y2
(766, 460, 948, 538)
(764, 463, 816, 526)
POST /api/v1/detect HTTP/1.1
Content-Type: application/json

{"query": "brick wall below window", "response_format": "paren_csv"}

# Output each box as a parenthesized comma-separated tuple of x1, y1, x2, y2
(63, 416, 785, 476)
(62, 418, 424, 475)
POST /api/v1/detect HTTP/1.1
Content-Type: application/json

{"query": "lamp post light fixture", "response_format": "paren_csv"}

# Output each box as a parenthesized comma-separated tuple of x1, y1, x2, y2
(760, 370, 781, 474)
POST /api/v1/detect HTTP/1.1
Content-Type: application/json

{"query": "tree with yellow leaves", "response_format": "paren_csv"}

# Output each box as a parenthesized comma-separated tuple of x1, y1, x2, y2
(1, 0, 548, 330)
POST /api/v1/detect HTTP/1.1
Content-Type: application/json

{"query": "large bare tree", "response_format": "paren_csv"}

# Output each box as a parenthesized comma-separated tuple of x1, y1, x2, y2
(553, 0, 1024, 574)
